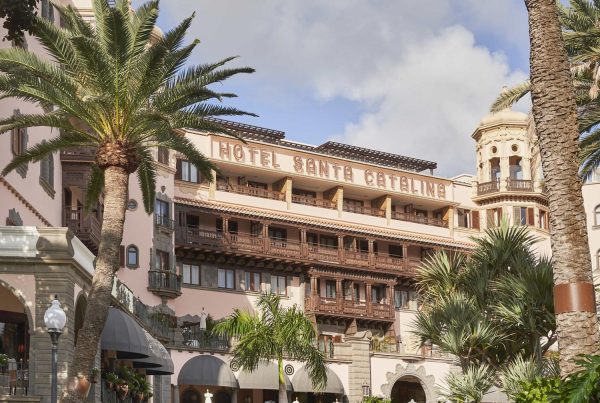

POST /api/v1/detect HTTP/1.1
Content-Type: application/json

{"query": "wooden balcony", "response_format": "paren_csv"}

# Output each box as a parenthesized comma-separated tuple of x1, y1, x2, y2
(391, 211, 448, 228)
(60, 146, 96, 162)
(343, 204, 385, 217)
(306, 296, 394, 320)
(64, 206, 101, 254)
(148, 270, 182, 299)
(176, 226, 417, 275)
(216, 182, 285, 201)
(506, 178, 533, 192)
(292, 194, 337, 209)
(477, 180, 500, 195)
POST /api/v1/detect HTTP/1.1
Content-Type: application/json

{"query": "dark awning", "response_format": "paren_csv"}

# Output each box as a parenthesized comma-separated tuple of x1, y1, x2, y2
(177, 355, 238, 388)
(101, 308, 150, 359)
(132, 329, 174, 375)
(291, 366, 344, 394)
(237, 361, 292, 391)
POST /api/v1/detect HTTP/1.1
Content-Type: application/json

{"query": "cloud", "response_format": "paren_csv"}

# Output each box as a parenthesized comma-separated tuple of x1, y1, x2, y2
(155, 0, 528, 176)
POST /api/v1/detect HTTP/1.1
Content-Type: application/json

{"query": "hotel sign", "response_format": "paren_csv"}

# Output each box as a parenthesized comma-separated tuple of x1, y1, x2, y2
(214, 140, 447, 200)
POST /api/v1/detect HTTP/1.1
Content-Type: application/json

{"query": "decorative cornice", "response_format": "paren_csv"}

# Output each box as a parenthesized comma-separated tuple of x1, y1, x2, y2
(0, 175, 52, 226)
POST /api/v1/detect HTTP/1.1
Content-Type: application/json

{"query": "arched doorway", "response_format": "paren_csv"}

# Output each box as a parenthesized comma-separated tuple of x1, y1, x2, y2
(390, 376, 426, 403)
(214, 390, 230, 403)
(74, 294, 87, 346)
(0, 283, 31, 395)
(181, 388, 201, 403)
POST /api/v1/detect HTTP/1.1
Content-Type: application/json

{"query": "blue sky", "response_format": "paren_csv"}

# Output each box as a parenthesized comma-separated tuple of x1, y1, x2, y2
(135, 0, 532, 176)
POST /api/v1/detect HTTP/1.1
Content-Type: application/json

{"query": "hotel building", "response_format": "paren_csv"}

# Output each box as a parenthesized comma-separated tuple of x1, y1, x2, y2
(1, 2, 599, 403)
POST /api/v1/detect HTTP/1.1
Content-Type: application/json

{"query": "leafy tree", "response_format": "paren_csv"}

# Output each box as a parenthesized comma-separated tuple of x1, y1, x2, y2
(0, 1, 255, 401)
(0, 0, 37, 44)
(213, 293, 327, 403)
(442, 364, 495, 403)
(413, 222, 555, 373)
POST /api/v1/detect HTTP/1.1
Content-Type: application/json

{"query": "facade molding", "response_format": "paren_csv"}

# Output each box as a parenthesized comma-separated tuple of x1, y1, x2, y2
(380, 362, 438, 403)
(0, 175, 52, 226)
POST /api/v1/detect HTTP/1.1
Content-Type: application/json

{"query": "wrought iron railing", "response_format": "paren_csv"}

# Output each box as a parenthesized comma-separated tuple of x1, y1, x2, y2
(148, 270, 182, 296)
(180, 323, 230, 351)
(154, 214, 175, 230)
(0, 360, 28, 396)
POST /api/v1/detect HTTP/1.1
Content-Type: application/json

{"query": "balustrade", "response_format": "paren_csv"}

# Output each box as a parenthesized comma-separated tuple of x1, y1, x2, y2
(216, 181, 285, 201)
(477, 180, 500, 195)
(506, 178, 533, 191)
(390, 211, 448, 228)
(291, 194, 337, 209)
(148, 270, 182, 298)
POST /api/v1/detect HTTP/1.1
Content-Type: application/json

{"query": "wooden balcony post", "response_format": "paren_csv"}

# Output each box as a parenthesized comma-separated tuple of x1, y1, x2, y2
(262, 222, 270, 252)
(366, 282, 373, 315)
(299, 228, 308, 258)
(310, 274, 320, 308)
(402, 245, 409, 272)
(387, 283, 395, 318)
(336, 278, 343, 310)
(337, 234, 345, 263)
(368, 239, 375, 267)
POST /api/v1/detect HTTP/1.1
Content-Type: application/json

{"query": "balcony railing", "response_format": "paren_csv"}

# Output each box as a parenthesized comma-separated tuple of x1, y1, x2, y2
(306, 297, 394, 319)
(176, 226, 419, 275)
(155, 214, 175, 230)
(148, 270, 182, 298)
(180, 323, 230, 351)
(391, 211, 448, 228)
(477, 180, 500, 195)
(291, 194, 337, 209)
(506, 178, 533, 192)
(216, 182, 285, 201)
(343, 204, 385, 217)
(64, 206, 102, 253)
(60, 146, 96, 162)
(0, 361, 28, 396)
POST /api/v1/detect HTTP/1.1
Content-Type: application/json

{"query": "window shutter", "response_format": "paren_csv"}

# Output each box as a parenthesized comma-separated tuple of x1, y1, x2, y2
(527, 207, 535, 226)
(513, 207, 520, 225)
(175, 159, 182, 180)
(119, 245, 125, 267)
(48, 154, 54, 186)
(472, 210, 480, 230)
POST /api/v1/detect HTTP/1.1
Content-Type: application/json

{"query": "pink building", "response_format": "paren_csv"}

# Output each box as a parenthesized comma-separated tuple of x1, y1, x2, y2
(2, 2, 598, 403)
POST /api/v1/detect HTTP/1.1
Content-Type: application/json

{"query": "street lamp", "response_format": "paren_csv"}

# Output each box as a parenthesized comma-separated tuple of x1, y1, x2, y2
(44, 296, 67, 403)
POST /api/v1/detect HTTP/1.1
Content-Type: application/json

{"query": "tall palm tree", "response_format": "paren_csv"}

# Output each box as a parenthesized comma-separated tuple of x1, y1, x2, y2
(213, 293, 327, 403)
(524, 0, 600, 374)
(413, 222, 555, 373)
(0, 0, 255, 400)
(492, 0, 600, 178)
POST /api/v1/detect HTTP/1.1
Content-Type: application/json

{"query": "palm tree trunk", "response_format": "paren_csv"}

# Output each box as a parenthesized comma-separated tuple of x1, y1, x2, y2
(61, 166, 129, 402)
(278, 358, 288, 403)
(525, 0, 600, 374)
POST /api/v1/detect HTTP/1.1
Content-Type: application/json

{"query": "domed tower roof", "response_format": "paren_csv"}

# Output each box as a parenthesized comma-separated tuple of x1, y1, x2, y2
(472, 87, 529, 140)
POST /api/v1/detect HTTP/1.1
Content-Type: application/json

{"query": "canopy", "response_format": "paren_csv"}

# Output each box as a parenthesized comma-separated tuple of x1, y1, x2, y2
(132, 329, 174, 375)
(101, 308, 150, 359)
(177, 355, 238, 388)
(291, 367, 344, 394)
(237, 362, 292, 391)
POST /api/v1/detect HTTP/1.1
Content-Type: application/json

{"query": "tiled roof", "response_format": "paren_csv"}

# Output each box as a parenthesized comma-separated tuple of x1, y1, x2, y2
(174, 196, 475, 250)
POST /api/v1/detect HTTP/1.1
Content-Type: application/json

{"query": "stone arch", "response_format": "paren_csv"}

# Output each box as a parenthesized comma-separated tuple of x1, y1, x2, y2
(380, 363, 437, 403)
(0, 278, 34, 330)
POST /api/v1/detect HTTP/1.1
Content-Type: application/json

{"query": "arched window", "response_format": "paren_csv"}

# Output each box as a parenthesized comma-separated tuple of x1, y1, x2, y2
(597, 249, 600, 270)
(594, 205, 600, 226)
(126, 245, 139, 268)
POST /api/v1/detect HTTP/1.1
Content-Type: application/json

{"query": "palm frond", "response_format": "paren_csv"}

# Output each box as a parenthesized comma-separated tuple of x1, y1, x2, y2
(490, 81, 531, 112)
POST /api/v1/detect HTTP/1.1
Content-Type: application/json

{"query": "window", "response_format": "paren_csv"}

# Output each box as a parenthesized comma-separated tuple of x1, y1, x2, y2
(271, 275, 286, 295)
(388, 244, 404, 258)
(216, 218, 239, 233)
(157, 147, 169, 164)
(155, 199, 169, 220)
(353, 283, 361, 302)
(182, 264, 200, 285)
(176, 159, 199, 183)
(126, 245, 139, 268)
(268, 227, 287, 241)
(371, 286, 383, 304)
(319, 235, 338, 249)
(245, 272, 261, 292)
(39, 148, 54, 190)
(486, 208, 502, 228)
(513, 207, 534, 226)
(292, 188, 316, 198)
(597, 250, 600, 270)
(218, 268, 235, 289)
(325, 280, 336, 298)
(457, 209, 480, 230)
(127, 199, 138, 211)
(394, 290, 409, 309)
(155, 250, 169, 271)
(539, 210, 549, 230)
(10, 109, 27, 177)
(409, 291, 419, 310)
(41, 0, 54, 21)
(595, 205, 600, 226)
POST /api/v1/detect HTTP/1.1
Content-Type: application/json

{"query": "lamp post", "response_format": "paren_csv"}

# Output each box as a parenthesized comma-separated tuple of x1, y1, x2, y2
(44, 296, 67, 403)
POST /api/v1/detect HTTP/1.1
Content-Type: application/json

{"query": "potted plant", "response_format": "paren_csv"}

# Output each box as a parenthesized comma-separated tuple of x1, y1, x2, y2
(90, 367, 100, 384)
(136, 374, 152, 402)
(116, 379, 129, 400)
(104, 372, 119, 390)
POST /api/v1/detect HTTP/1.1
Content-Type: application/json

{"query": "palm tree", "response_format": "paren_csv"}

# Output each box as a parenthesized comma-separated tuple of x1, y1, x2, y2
(413, 222, 555, 374)
(0, 0, 255, 400)
(213, 293, 327, 403)
(492, 0, 600, 177)
(524, 0, 600, 373)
